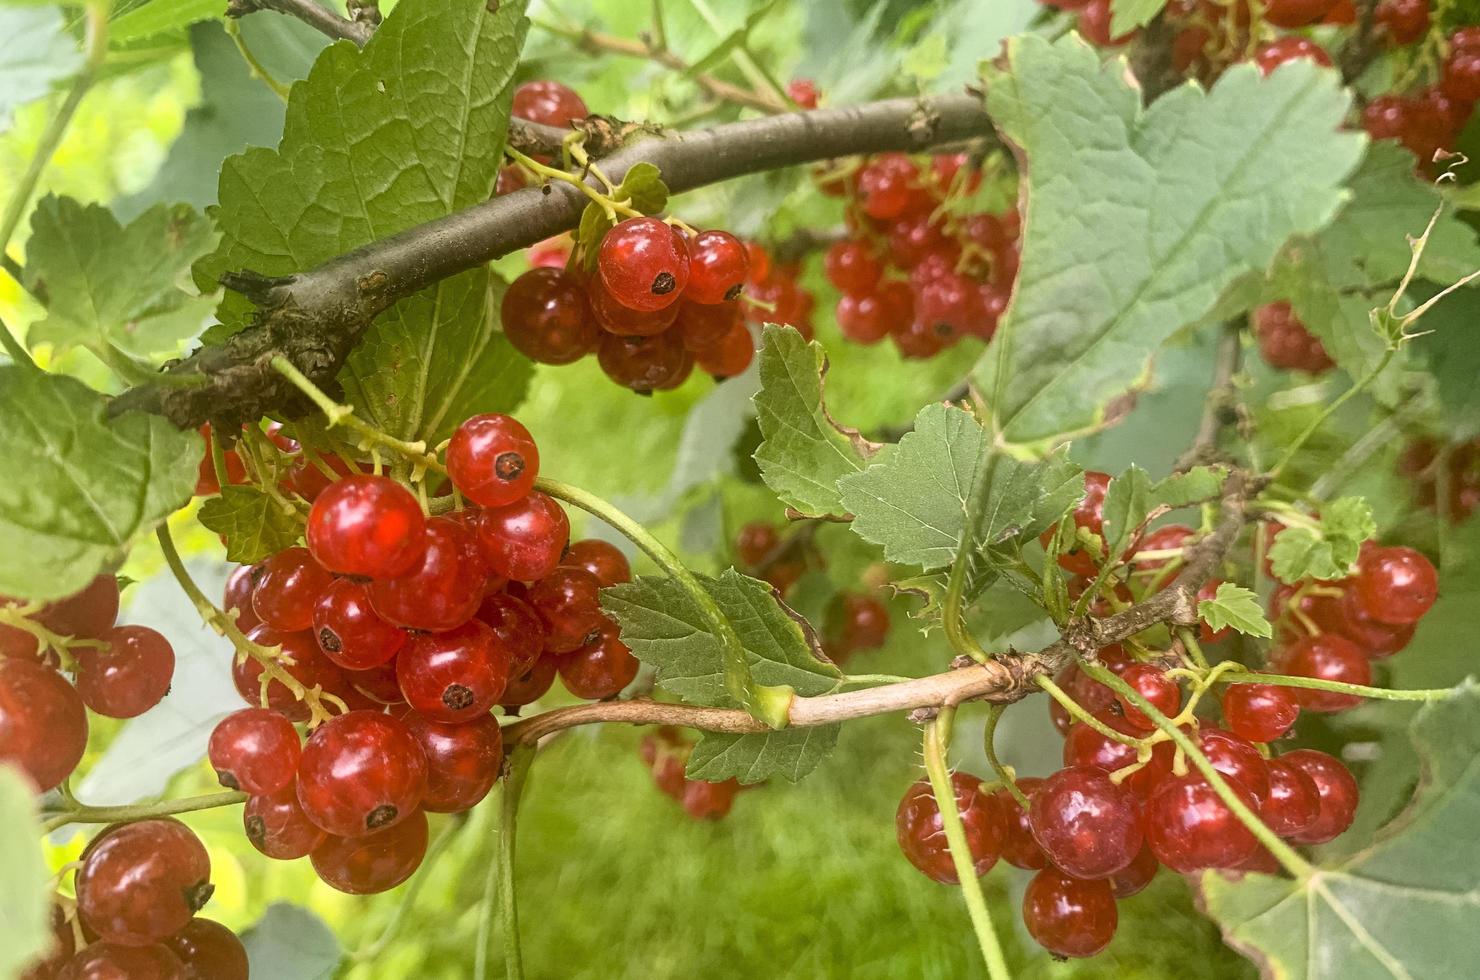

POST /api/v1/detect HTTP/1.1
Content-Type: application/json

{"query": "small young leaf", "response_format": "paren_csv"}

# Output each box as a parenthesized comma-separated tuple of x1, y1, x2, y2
(686, 725, 840, 784)
(616, 161, 669, 215)
(1198, 583, 1272, 639)
(1322, 497, 1377, 568)
(0, 767, 50, 979)
(1268, 499, 1375, 585)
(1101, 465, 1154, 559)
(197, 486, 305, 564)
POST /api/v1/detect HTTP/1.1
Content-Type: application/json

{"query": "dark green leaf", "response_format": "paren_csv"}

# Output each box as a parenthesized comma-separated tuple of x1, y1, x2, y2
(0, 368, 198, 600)
(1198, 583, 1271, 638)
(1101, 465, 1154, 560)
(197, 486, 304, 564)
(686, 725, 841, 784)
(0, 767, 50, 979)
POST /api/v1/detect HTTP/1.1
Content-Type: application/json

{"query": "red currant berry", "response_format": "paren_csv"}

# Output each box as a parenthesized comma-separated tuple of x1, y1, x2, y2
(1197, 727, 1271, 803)
(447, 414, 539, 509)
(475, 591, 546, 675)
(243, 786, 325, 859)
(1062, 710, 1140, 775)
(1143, 773, 1259, 872)
(312, 579, 407, 671)
(59, 942, 186, 979)
(237, 626, 345, 722)
(1254, 302, 1334, 374)
(397, 620, 512, 723)
(1078, 0, 1136, 46)
(1263, 0, 1338, 27)
(476, 492, 570, 581)
(296, 710, 427, 837)
(1130, 523, 1194, 572)
(77, 820, 213, 945)
(1260, 757, 1321, 837)
(0, 658, 88, 791)
(162, 919, 248, 980)
(1444, 49, 1480, 102)
(1352, 544, 1438, 624)
(895, 773, 1005, 883)
(530, 566, 604, 654)
(836, 292, 891, 344)
(311, 808, 428, 894)
(694, 320, 756, 380)
(826, 592, 890, 652)
(208, 707, 301, 795)
(71, 625, 174, 719)
(823, 240, 883, 296)
(561, 539, 631, 588)
(1040, 471, 1111, 575)
(598, 217, 690, 312)
(786, 77, 820, 108)
(305, 476, 425, 579)
(856, 154, 919, 221)
(675, 298, 741, 351)
(1222, 681, 1299, 743)
(685, 230, 749, 304)
(1334, 588, 1415, 657)
(194, 423, 247, 497)
(511, 80, 588, 127)
(1022, 868, 1118, 959)
(992, 778, 1046, 870)
(500, 654, 559, 708)
(1253, 36, 1332, 75)
(368, 517, 484, 632)
(1047, 648, 1126, 734)
(1274, 634, 1371, 712)
(1282, 749, 1359, 844)
(558, 618, 638, 699)
(1109, 842, 1159, 898)
(251, 547, 333, 632)
(681, 778, 741, 820)
(1029, 765, 1144, 879)
(399, 709, 504, 813)
(1113, 664, 1180, 731)
(500, 267, 599, 364)
(597, 330, 691, 393)
(735, 522, 778, 567)
(223, 564, 263, 633)
(1375, 0, 1429, 45)
(40, 574, 120, 639)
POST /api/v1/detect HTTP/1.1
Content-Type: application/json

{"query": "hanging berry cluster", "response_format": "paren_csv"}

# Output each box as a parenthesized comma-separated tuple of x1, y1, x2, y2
(1252, 301, 1334, 375)
(1399, 436, 1480, 523)
(638, 727, 749, 820)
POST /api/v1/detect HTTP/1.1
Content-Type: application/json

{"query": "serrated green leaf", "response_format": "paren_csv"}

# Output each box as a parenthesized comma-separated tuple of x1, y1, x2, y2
(1152, 465, 1228, 509)
(0, 367, 198, 601)
(686, 725, 840, 784)
(197, 485, 305, 564)
(601, 568, 841, 708)
(753, 325, 873, 517)
(1268, 499, 1374, 584)
(194, 0, 533, 443)
(23, 196, 217, 360)
(108, 0, 220, 42)
(0, 6, 81, 135)
(1198, 583, 1271, 638)
(1101, 465, 1154, 559)
(1201, 681, 1479, 979)
(0, 766, 51, 979)
(974, 38, 1362, 448)
(617, 161, 669, 215)
(1323, 497, 1378, 566)
(1110, 0, 1168, 35)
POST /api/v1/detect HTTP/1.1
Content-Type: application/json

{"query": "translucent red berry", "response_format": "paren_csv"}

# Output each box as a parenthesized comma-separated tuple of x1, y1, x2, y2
(73, 625, 174, 719)
(1333, 587, 1415, 658)
(561, 539, 631, 588)
(311, 808, 429, 894)
(500, 654, 559, 708)
(475, 591, 546, 676)
(243, 786, 325, 859)
(786, 77, 819, 108)
(368, 517, 484, 632)
(447, 413, 540, 509)
(476, 492, 570, 581)
(0, 658, 87, 791)
(1029, 765, 1143, 879)
(208, 707, 301, 795)
(59, 942, 186, 979)
(1112, 664, 1180, 731)
(162, 918, 248, 980)
(312, 579, 407, 671)
(296, 710, 427, 837)
(597, 330, 691, 392)
(1144, 773, 1259, 872)
(1352, 544, 1438, 625)
(511, 79, 588, 127)
(1282, 749, 1359, 844)
(1196, 727, 1271, 803)
(77, 820, 213, 945)
(305, 475, 426, 579)
(401, 709, 504, 813)
(823, 240, 883, 295)
(1275, 634, 1371, 712)
(40, 574, 120, 639)
(1260, 757, 1321, 837)
(1376, 0, 1429, 45)
(223, 564, 263, 633)
(1022, 868, 1118, 959)
(598, 217, 690, 312)
(895, 773, 1005, 884)
(694, 321, 756, 380)
(396, 620, 512, 723)
(836, 292, 891, 344)
(529, 566, 605, 654)
(251, 547, 333, 632)
(685, 230, 749, 304)
(1253, 36, 1332, 75)
(558, 618, 638, 699)
(1222, 681, 1300, 743)
(1254, 302, 1333, 374)
(501, 267, 600, 364)
(1109, 843, 1159, 898)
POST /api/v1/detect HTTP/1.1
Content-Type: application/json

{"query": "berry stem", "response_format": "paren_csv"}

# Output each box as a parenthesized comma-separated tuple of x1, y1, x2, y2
(982, 704, 1029, 810)
(503, 146, 641, 223)
(1175, 627, 1211, 671)
(1268, 348, 1396, 482)
(1035, 673, 1142, 747)
(1080, 662, 1314, 880)
(535, 477, 781, 727)
(39, 790, 246, 834)
(223, 17, 291, 102)
(922, 709, 1012, 980)
(1212, 669, 1455, 703)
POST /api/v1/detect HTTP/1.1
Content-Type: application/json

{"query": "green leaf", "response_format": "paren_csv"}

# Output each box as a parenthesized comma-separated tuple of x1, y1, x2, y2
(753, 325, 875, 518)
(1110, 0, 1168, 35)
(0, 367, 198, 601)
(1414, 284, 1480, 441)
(108, 0, 220, 42)
(1198, 583, 1271, 638)
(0, 766, 51, 979)
(1268, 498, 1375, 584)
(0, 6, 81, 134)
(197, 486, 305, 564)
(1201, 681, 1480, 979)
(601, 568, 842, 708)
(974, 38, 1362, 448)
(1101, 465, 1154, 560)
(617, 161, 669, 215)
(242, 903, 342, 980)
(686, 726, 841, 784)
(23, 196, 218, 360)
(194, 0, 533, 444)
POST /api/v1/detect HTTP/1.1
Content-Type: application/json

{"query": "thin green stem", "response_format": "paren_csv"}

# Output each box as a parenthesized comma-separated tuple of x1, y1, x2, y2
(354, 816, 464, 961)
(1081, 663, 1313, 880)
(0, 315, 38, 370)
(41, 791, 246, 834)
(982, 704, 1028, 810)
(1215, 669, 1454, 702)
(535, 477, 779, 725)
(504, 146, 639, 221)
(923, 710, 1012, 980)
(1176, 627, 1210, 671)
(473, 787, 504, 980)
(1268, 348, 1396, 481)
(224, 19, 291, 102)
(1036, 674, 1141, 746)
(499, 746, 534, 980)
(0, 3, 108, 255)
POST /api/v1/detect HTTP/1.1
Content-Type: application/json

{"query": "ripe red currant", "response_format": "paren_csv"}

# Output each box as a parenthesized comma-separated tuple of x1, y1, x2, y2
(675, 299, 740, 350)
(1196, 727, 1271, 803)
(311, 808, 429, 894)
(59, 942, 186, 979)
(476, 492, 570, 581)
(561, 539, 631, 588)
(681, 778, 741, 820)
(1282, 749, 1358, 844)
(1254, 302, 1334, 374)
(786, 77, 820, 108)
(40, 574, 121, 639)
(237, 626, 345, 721)
(1376, 0, 1429, 45)
(1264, 0, 1340, 28)
(823, 240, 883, 296)
(447, 413, 540, 509)
(1253, 36, 1332, 75)
(305, 475, 426, 579)
(895, 773, 1005, 884)
(992, 778, 1046, 870)
(208, 707, 301, 795)
(1351, 544, 1438, 625)
(162, 918, 248, 980)
(685, 230, 749, 304)
(597, 330, 691, 393)
(1029, 765, 1143, 879)
(1221, 681, 1300, 743)
(1143, 773, 1259, 872)
(399, 709, 504, 813)
(735, 522, 778, 567)
(1113, 664, 1180, 731)
(694, 321, 756, 380)
(1109, 843, 1159, 898)
(368, 517, 484, 632)
(1334, 587, 1415, 657)
(836, 292, 891, 345)
(296, 710, 428, 837)
(73, 625, 175, 719)
(1260, 757, 1321, 837)
(558, 618, 638, 699)
(1274, 634, 1371, 712)
(500, 654, 559, 708)
(77, 820, 213, 945)
(223, 564, 263, 633)
(397, 620, 512, 723)
(312, 579, 407, 671)
(826, 592, 890, 652)
(243, 786, 325, 859)
(529, 567, 605, 653)
(0, 658, 88, 791)
(501, 267, 600, 364)
(1022, 868, 1118, 959)
(598, 217, 690, 312)
(252, 547, 334, 632)
(511, 80, 588, 127)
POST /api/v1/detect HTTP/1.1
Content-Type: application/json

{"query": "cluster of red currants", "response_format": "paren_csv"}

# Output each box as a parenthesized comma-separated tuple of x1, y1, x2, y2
(815, 153, 1019, 358)
(1362, 25, 1480, 172)
(1252, 301, 1334, 375)
(208, 413, 639, 894)
(1398, 435, 1480, 524)
(638, 727, 747, 820)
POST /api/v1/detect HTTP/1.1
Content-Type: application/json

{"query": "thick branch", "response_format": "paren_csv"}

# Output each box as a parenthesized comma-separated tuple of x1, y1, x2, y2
(111, 93, 992, 428)
(226, 0, 373, 46)
(505, 473, 1250, 746)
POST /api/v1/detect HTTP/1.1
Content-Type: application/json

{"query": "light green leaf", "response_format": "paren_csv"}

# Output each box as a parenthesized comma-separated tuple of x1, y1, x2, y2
(753, 325, 875, 518)
(0, 6, 81, 134)
(197, 485, 305, 564)
(1110, 0, 1168, 35)
(0, 766, 51, 979)
(1201, 681, 1480, 979)
(1101, 465, 1154, 560)
(1151, 465, 1228, 510)
(601, 568, 842, 708)
(0, 367, 199, 601)
(686, 725, 841, 784)
(1267, 498, 1374, 584)
(108, 0, 220, 42)
(242, 903, 343, 980)
(194, 0, 533, 444)
(974, 38, 1362, 448)
(1198, 583, 1271, 638)
(24, 196, 217, 360)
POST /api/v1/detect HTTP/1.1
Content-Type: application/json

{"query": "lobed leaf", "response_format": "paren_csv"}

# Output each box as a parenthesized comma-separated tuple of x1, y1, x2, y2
(1198, 583, 1271, 639)
(1268, 498, 1375, 585)
(197, 485, 305, 564)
